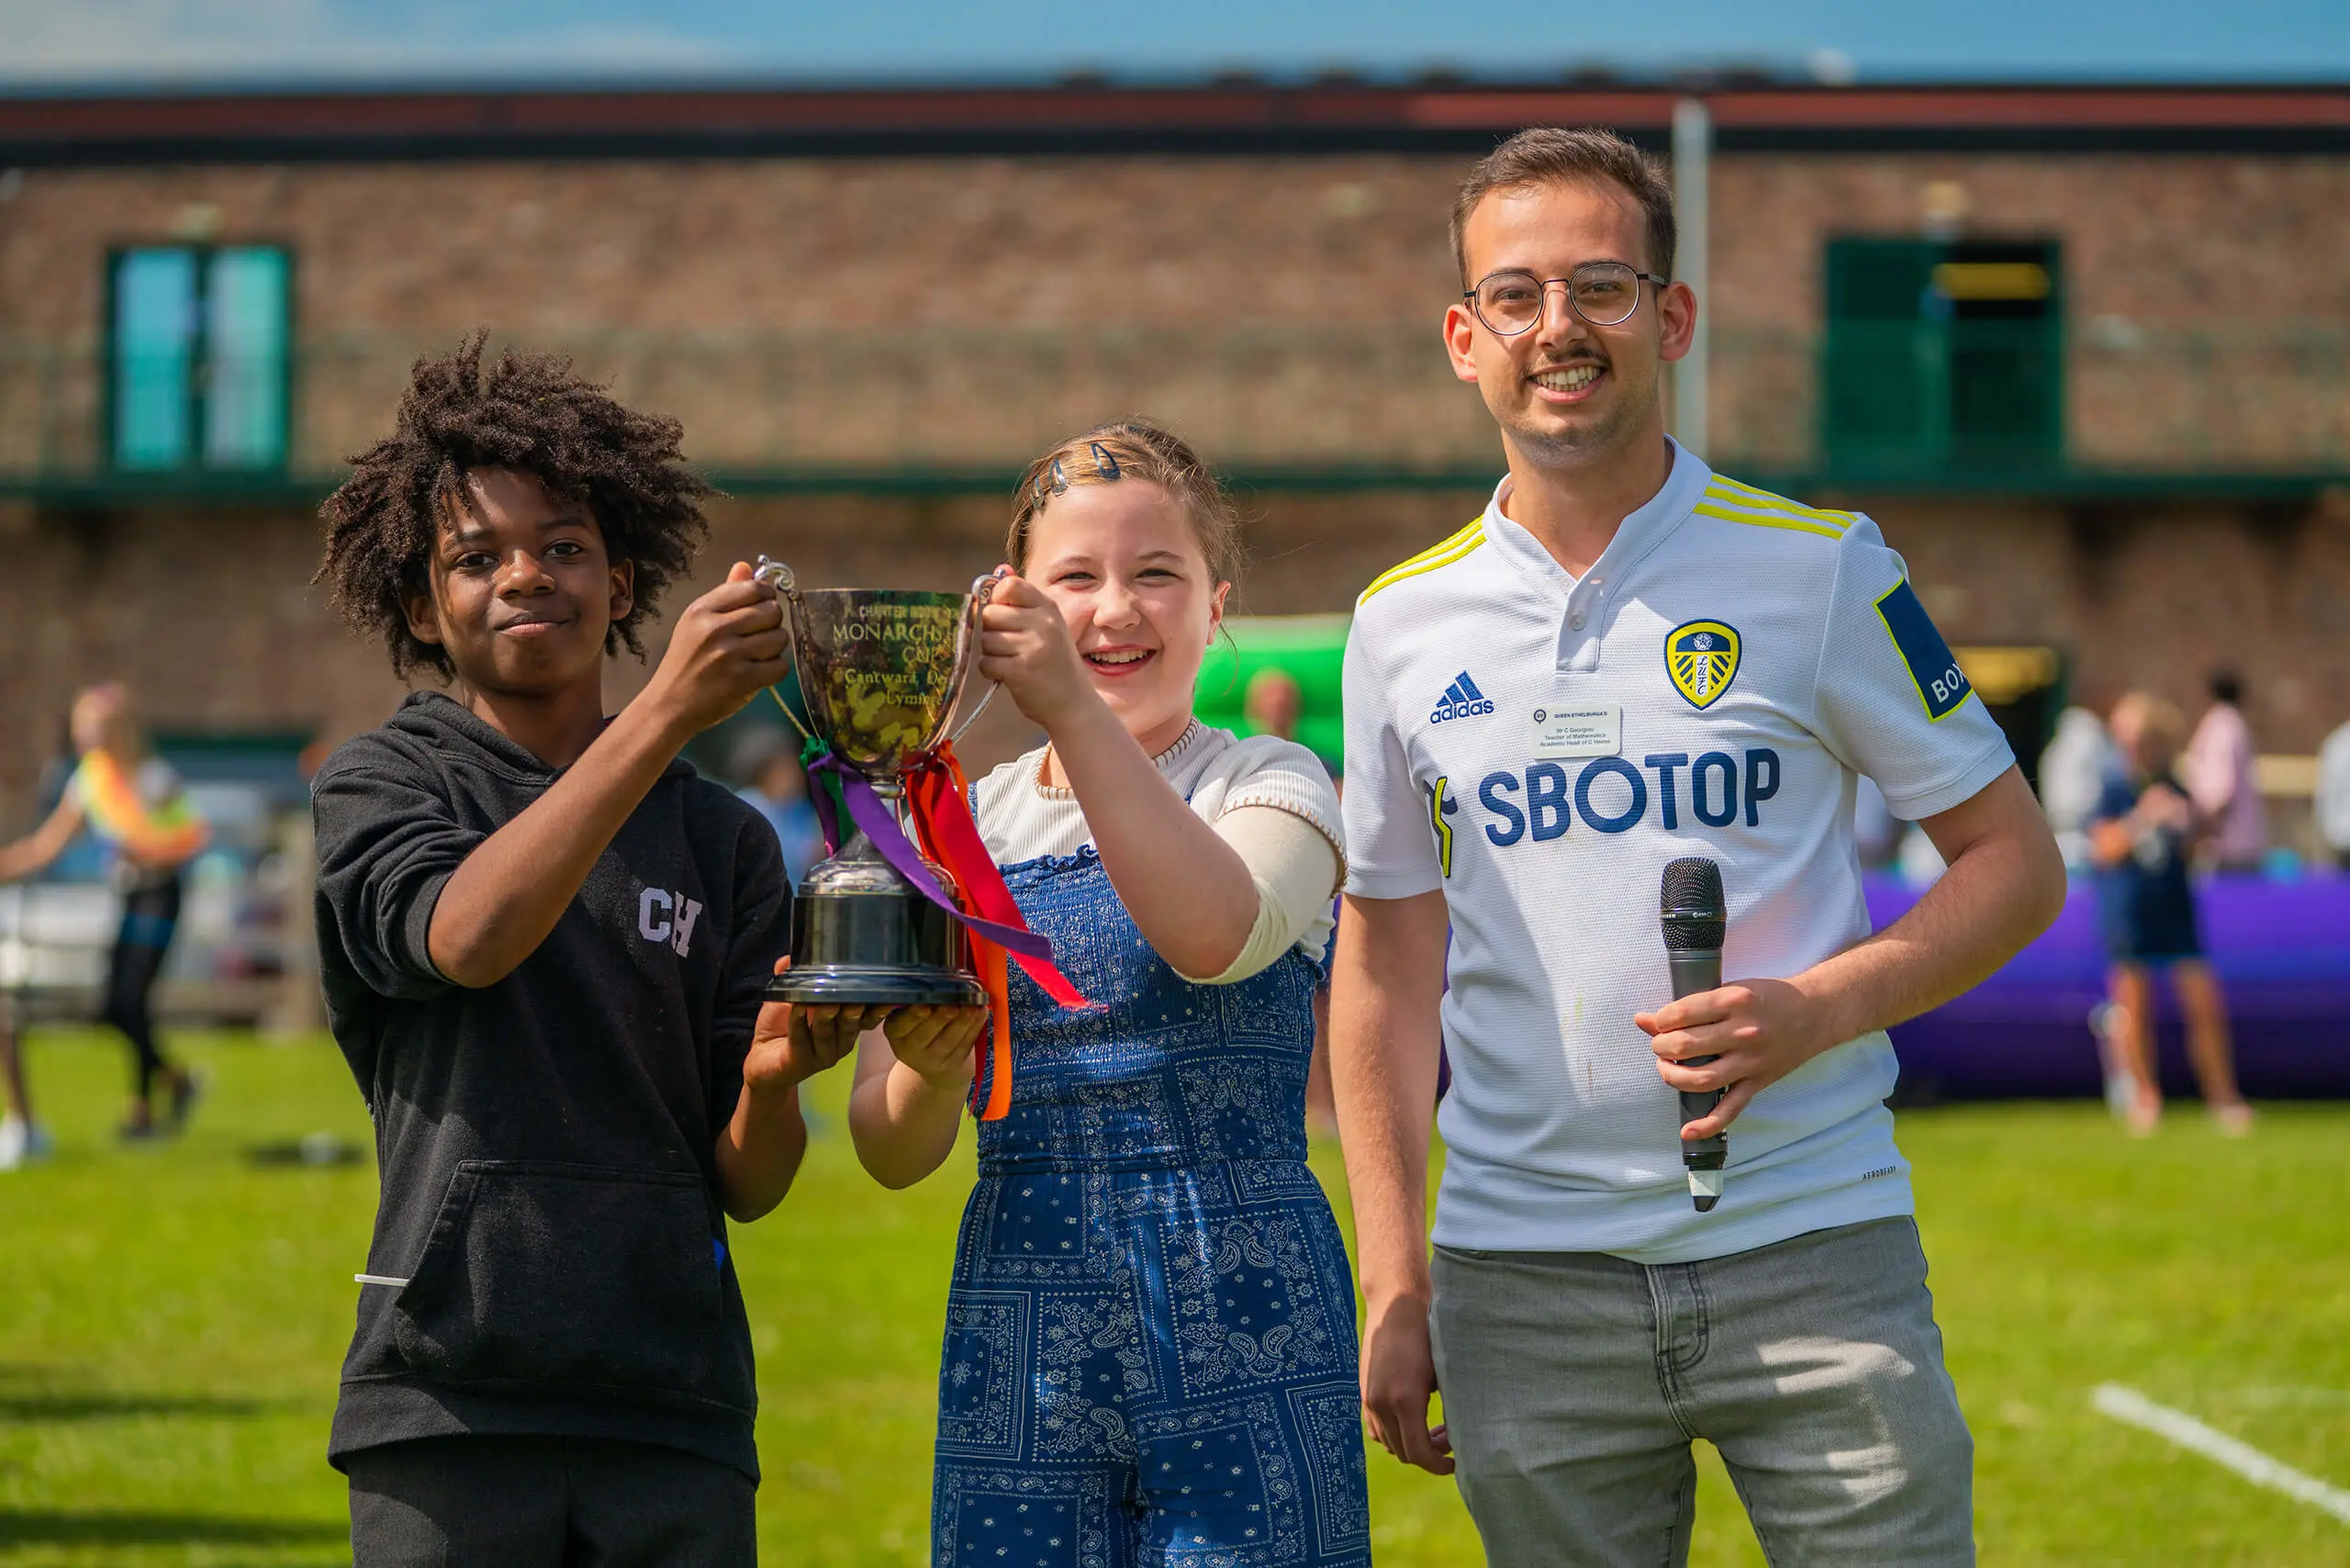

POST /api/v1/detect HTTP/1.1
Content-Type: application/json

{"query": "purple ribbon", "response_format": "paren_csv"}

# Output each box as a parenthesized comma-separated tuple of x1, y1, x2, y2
(804, 752, 1057, 963)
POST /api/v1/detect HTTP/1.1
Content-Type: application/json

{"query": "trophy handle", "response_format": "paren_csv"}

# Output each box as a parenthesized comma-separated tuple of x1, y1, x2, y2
(944, 571, 1003, 747)
(750, 554, 808, 657)
(751, 554, 797, 599)
(749, 556, 821, 747)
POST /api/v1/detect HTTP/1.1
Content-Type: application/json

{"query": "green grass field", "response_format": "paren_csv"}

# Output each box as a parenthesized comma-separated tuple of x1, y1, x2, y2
(1, 1028, 2345, 1566)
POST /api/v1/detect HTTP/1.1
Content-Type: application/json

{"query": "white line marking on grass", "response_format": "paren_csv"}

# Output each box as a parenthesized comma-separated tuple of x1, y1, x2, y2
(2094, 1383, 2350, 1526)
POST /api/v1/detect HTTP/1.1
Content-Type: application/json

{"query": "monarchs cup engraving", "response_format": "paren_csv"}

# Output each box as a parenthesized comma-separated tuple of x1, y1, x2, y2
(789, 590, 973, 771)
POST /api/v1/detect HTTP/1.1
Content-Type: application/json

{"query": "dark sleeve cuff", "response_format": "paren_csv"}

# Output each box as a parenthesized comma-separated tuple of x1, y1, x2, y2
(401, 869, 456, 986)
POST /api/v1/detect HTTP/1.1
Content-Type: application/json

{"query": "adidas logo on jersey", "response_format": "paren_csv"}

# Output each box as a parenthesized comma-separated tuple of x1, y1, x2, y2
(1429, 671, 1495, 724)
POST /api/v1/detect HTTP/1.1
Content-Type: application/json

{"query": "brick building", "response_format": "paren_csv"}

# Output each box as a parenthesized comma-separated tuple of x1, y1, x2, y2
(1, 81, 2346, 834)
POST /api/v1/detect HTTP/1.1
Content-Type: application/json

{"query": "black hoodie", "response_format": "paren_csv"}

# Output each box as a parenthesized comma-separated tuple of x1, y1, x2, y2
(311, 691, 789, 1481)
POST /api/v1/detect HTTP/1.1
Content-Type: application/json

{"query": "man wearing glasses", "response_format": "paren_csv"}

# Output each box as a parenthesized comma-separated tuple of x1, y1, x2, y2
(1329, 127, 2064, 1564)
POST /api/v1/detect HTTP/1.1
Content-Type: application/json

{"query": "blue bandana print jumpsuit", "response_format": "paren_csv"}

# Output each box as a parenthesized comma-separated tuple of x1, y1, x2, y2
(932, 846, 1372, 1568)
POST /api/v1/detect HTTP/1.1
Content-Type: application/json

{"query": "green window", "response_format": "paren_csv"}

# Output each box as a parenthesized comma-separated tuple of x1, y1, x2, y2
(108, 245, 291, 472)
(1821, 239, 2062, 469)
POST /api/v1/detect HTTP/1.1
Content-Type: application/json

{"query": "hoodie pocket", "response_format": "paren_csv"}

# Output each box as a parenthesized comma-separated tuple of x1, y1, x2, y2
(391, 1159, 733, 1405)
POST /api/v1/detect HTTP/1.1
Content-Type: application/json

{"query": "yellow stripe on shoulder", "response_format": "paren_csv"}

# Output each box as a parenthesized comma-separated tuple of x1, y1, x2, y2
(1699, 481, 1855, 543)
(1359, 519, 1487, 604)
(1692, 502, 1846, 541)
(1704, 475, 1858, 531)
(1373, 516, 1482, 579)
(1710, 472, 1852, 515)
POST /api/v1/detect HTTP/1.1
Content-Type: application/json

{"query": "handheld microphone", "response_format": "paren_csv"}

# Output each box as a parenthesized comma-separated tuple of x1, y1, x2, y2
(1661, 857, 1729, 1213)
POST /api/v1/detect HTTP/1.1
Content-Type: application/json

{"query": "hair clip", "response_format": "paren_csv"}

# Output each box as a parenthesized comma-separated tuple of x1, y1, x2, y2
(1089, 442, 1122, 480)
(1031, 459, 1071, 511)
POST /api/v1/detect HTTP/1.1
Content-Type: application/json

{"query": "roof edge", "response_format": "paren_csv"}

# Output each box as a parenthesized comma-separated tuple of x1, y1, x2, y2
(3, 81, 2347, 165)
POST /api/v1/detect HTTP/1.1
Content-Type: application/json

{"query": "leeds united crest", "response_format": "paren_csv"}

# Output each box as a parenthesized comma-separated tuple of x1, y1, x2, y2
(1666, 620, 1742, 711)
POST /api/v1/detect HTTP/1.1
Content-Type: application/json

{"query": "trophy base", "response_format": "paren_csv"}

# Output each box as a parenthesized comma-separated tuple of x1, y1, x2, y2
(765, 966, 988, 1010)
(771, 827, 988, 1014)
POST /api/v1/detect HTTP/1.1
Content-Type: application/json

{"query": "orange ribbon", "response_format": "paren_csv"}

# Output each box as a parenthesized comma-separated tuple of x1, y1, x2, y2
(904, 741, 1090, 1120)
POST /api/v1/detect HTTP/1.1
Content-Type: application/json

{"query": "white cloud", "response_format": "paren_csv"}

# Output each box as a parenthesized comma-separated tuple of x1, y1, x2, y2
(2, 0, 339, 72)
(0, 0, 730, 81)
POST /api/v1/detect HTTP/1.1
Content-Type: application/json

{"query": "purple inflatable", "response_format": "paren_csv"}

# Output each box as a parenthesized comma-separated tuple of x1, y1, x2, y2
(1869, 874, 2350, 1101)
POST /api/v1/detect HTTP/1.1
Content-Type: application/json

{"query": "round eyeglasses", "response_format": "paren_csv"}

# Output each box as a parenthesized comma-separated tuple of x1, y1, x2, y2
(1464, 262, 1670, 335)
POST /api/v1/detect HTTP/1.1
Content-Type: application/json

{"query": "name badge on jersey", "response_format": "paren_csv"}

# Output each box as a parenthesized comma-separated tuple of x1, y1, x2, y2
(1530, 702, 1622, 758)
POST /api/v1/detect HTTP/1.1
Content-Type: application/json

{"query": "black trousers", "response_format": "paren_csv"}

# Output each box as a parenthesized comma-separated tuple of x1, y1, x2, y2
(346, 1434, 757, 1568)
(102, 880, 179, 1103)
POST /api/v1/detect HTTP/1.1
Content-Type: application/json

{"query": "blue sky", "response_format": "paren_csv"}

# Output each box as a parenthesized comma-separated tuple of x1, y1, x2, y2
(1, 0, 2344, 86)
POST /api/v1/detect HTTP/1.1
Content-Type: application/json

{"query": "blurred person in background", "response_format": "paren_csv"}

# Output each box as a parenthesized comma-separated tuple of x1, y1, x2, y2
(729, 725, 824, 886)
(1852, 776, 1903, 869)
(1246, 662, 1345, 781)
(1242, 664, 1304, 741)
(0, 717, 75, 1167)
(0, 682, 208, 1141)
(1240, 667, 1315, 747)
(2184, 670, 2265, 873)
(0, 1004, 45, 1170)
(1244, 665, 1343, 1131)
(35, 716, 77, 815)
(2051, 699, 2136, 1112)
(2039, 702, 2122, 870)
(2090, 692, 2253, 1136)
(2320, 712, 2350, 870)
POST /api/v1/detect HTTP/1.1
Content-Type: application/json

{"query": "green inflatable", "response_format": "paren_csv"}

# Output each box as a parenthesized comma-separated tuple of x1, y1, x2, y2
(1192, 612, 1351, 775)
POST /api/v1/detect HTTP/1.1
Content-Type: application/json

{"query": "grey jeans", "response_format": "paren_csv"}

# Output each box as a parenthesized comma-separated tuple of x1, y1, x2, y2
(1430, 1217, 1973, 1567)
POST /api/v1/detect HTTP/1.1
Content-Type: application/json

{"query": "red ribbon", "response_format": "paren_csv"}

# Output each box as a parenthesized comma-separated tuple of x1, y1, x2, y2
(904, 741, 1090, 1120)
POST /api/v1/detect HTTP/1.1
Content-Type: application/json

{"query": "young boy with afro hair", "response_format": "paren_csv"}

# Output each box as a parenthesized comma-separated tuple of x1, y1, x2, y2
(311, 333, 923, 1564)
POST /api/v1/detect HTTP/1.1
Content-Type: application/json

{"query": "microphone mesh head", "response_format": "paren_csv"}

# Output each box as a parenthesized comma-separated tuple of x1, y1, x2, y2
(1661, 857, 1726, 950)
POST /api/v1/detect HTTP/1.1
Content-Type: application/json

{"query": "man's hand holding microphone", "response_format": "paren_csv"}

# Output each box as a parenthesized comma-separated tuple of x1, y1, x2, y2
(1635, 857, 1860, 1211)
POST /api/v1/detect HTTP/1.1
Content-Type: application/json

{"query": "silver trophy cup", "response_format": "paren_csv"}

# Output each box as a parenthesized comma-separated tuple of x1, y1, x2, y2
(752, 558, 995, 1010)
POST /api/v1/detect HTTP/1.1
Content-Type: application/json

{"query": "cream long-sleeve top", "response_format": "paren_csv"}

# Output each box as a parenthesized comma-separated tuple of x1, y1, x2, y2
(970, 720, 1345, 984)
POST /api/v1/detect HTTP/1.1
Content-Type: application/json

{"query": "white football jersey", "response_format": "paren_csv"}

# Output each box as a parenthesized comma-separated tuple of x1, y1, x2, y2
(1341, 440, 2014, 1263)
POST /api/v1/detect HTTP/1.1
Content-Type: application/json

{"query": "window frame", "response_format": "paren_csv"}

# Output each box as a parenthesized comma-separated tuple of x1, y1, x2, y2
(103, 241, 297, 476)
(1818, 235, 2065, 472)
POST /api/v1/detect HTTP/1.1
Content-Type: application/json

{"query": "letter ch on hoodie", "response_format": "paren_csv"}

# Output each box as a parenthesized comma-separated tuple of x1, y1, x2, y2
(310, 692, 791, 1481)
